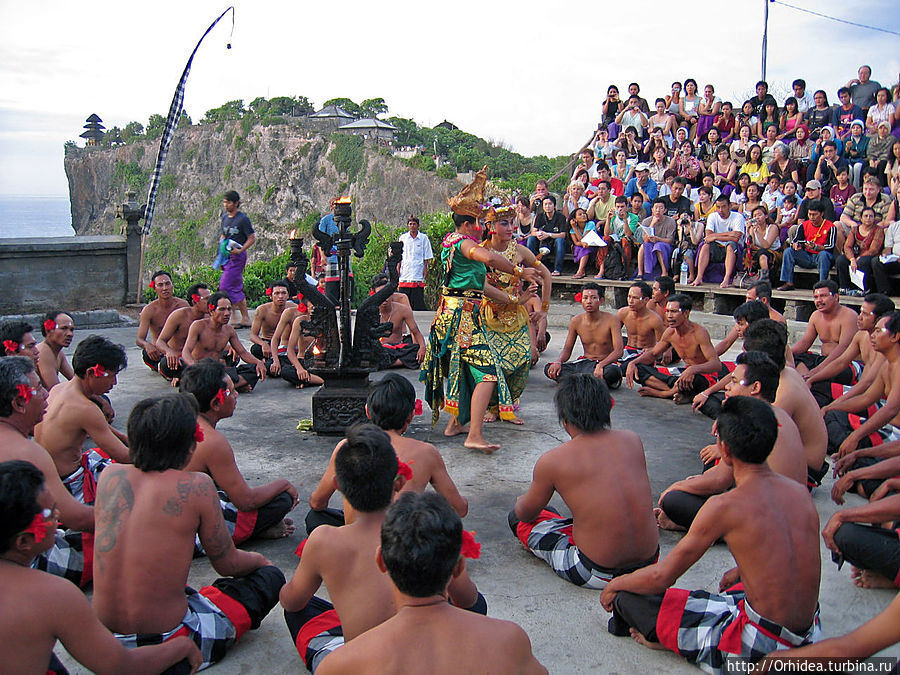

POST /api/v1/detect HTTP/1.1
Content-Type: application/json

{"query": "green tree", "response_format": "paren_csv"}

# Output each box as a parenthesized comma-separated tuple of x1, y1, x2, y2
(292, 96, 314, 116)
(121, 121, 144, 143)
(387, 116, 423, 146)
(359, 97, 388, 119)
(178, 111, 192, 128)
(145, 113, 166, 140)
(201, 99, 245, 123)
(322, 98, 361, 117)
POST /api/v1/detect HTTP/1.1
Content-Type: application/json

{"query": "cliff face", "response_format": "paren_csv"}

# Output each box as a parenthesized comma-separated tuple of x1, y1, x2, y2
(65, 121, 456, 269)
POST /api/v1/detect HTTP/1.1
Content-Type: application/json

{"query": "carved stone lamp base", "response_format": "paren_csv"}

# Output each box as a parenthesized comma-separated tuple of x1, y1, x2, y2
(310, 371, 370, 435)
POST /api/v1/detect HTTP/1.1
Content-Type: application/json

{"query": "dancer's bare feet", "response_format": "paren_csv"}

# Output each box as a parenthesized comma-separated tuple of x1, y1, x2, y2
(444, 418, 469, 437)
(503, 416, 525, 425)
(851, 566, 896, 589)
(655, 507, 687, 531)
(630, 627, 666, 650)
(464, 435, 500, 454)
(257, 518, 295, 539)
(483, 412, 498, 423)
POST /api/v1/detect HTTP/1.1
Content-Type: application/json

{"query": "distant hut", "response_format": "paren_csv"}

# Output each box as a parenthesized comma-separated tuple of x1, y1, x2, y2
(79, 113, 105, 146)
(435, 120, 459, 132)
(337, 118, 398, 143)
(306, 105, 356, 132)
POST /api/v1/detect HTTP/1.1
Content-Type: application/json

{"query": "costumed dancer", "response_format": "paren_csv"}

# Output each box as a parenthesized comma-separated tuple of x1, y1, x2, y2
(480, 196, 553, 423)
(420, 167, 541, 453)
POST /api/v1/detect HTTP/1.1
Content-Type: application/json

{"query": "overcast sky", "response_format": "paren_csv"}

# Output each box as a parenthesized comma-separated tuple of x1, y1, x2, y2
(0, 0, 898, 197)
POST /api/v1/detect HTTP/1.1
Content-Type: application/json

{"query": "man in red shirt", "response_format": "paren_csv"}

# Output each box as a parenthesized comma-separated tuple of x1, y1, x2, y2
(778, 200, 837, 291)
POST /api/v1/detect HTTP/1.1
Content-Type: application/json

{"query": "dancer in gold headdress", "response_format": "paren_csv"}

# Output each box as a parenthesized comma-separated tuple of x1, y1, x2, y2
(420, 167, 541, 453)
(481, 198, 553, 423)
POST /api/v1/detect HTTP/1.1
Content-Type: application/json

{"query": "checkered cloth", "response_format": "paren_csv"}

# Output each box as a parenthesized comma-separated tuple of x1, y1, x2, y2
(512, 509, 657, 589)
(115, 585, 249, 670)
(194, 491, 258, 556)
(617, 345, 644, 367)
(635, 363, 727, 391)
(655, 586, 820, 675)
(825, 404, 900, 454)
(31, 528, 92, 588)
(142, 7, 235, 235)
(288, 599, 345, 673)
(62, 449, 110, 505)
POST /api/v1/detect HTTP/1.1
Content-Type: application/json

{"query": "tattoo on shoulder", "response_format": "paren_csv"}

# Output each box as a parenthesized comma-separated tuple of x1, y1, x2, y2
(161, 475, 210, 516)
(95, 472, 135, 553)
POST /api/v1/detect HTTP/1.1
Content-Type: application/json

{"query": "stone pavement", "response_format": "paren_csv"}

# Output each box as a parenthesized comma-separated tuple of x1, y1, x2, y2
(55, 306, 897, 674)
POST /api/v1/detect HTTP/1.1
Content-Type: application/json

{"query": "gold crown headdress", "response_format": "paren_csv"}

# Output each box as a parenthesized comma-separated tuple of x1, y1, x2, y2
(447, 165, 488, 219)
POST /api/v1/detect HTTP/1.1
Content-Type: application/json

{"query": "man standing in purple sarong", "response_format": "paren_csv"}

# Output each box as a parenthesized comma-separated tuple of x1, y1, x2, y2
(220, 190, 256, 328)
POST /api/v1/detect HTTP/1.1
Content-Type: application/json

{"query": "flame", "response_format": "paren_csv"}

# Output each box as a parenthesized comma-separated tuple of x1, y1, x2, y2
(336, 196, 352, 204)
(312, 344, 322, 356)
(289, 228, 299, 239)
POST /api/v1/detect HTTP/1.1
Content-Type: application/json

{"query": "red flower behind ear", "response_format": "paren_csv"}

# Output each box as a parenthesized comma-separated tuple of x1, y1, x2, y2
(414, 399, 423, 416)
(460, 530, 481, 559)
(191, 293, 201, 304)
(369, 289, 375, 296)
(296, 293, 304, 301)
(87, 364, 107, 378)
(212, 388, 227, 406)
(396, 461, 413, 481)
(574, 292, 583, 302)
(298, 303, 308, 314)
(23, 511, 52, 543)
(15, 383, 32, 403)
(265, 287, 273, 296)
(194, 423, 205, 443)
(149, 280, 155, 289)
(43, 320, 57, 333)
(3, 339, 19, 353)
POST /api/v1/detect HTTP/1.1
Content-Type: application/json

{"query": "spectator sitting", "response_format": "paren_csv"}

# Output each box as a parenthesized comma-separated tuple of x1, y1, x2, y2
(776, 194, 800, 243)
(697, 128, 723, 170)
(742, 144, 771, 184)
(570, 208, 599, 279)
(730, 172, 752, 208)
(669, 141, 702, 185)
(562, 180, 590, 219)
(624, 162, 659, 216)
(813, 140, 850, 194)
(788, 124, 814, 178)
(865, 87, 895, 136)
(746, 205, 782, 281)
(844, 120, 869, 187)
(835, 206, 883, 295)
(648, 98, 677, 145)
(778, 96, 804, 141)
(690, 194, 746, 288)
(688, 172, 721, 205)
(760, 125, 781, 165)
(769, 142, 800, 184)
(810, 126, 844, 165)
(778, 199, 838, 290)
(761, 174, 785, 212)
(806, 90, 834, 136)
(792, 78, 816, 114)
(829, 166, 856, 217)
(798, 179, 837, 222)
(710, 144, 737, 196)
(833, 87, 864, 139)
(527, 195, 568, 276)
(712, 100, 736, 143)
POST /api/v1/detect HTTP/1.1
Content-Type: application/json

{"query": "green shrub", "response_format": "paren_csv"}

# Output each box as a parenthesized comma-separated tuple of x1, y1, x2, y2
(328, 134, 366, 182)
(263, 185, 277, 203)
(223, 165, 232, 182)
(436, 165, 456, 179)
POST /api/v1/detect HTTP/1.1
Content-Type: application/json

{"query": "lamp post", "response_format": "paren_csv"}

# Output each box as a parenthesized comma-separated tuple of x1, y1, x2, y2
(115, 191, 146, 304)
(761, 0, 771, 81)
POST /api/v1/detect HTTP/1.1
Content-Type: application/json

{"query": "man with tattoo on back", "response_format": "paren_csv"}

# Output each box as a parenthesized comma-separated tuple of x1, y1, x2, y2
(92, 393, 284, 671)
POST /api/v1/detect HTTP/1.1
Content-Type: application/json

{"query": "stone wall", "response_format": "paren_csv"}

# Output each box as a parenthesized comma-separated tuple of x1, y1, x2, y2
(0, 236, 128, 314)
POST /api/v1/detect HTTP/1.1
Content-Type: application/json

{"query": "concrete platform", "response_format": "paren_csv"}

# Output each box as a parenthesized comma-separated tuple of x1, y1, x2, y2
(54, 307, 898, 673)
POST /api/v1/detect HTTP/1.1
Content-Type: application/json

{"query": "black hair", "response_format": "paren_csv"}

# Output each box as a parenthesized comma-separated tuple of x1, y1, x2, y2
(748, 280, 773, 300)
(668, 293, 692, 312)
(127, 393, 199, 472)
(40, 311, 69, 337)
(822, 141, 837, 151)
(542, 194, 557, 207)
(0, 321, 33, 355)
(743, 319, 788, 370)
(733, 300, 769, 325)
(286, 261, 298, 271)
(0, 357, 35, 418)
(581, 281, 604, 297)
(614, 195, 628, 205)
(367, 373, 415, 431)
(655, 276, 675, 296)
(151, 270, 173, 284)
(864, 293, 895, 320)
(185, 282, 209, 304)
(179, 359, 228, 413)
(555, 374, 611, 432)
(370, 273, 390, 290)
(793, 78, 806, 89)
(71, 335, 127, 379)
(452, 213, 476, 228)
(651, 197, 667, 208)
(381, 492, 462, 598)
(886, 311, 900, 337)
(716, 396, 777, 464)
(631, 281, 652, 299)
(813, 279, 838, 295)
(0, 460, 45, 554)
(735, 351, 780, 402)
(334, 423, 398, 513)
(756, 80, 768, 91)
(207, 291, 231, 310)
(224, 190, 240, 203)
(270, 278, 290, 293)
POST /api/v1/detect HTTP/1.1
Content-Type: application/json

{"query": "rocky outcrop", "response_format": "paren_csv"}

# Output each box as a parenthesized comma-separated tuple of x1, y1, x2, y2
(65, 121, 456, 269)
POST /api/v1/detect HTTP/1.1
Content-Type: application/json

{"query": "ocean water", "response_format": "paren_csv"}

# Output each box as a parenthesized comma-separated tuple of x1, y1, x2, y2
(0, 195, 74, 238)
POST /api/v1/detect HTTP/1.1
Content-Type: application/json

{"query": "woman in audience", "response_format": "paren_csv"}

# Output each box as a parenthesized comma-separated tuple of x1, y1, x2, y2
(711, 144, 737, 196)
(760, 124, 781, 165)
(806, 90, 833, 135)
(643, 127, 669, 161)
(741, 181, 764, 216)
(756, 99, 780, 139)
(731, 172, 752, 208)
(866, 87, 895, 135)
(648, 145, 669, 187)
(731, 123, 753, 164)
(513, 196, 533, 245)
(742, 144, 770, 184)
(735, 100, 758, 139)
(679, 78, 701, 139)
(670, 140, 702, 185)
(746, 204, 781, 281)
(845, 119, 870, 188)
(611, 148, 633, 184)
(778, 96, 804, 141)
(836, 205, 883, 295)
(602, 85, 624, 139)
(665, 81, 683, 123)
(769, 142, 800, 185)
(868, 121, 896, 184)
(594, 125, 616, 162)
(696, 84, 721, 140)
(789, 124, 814, 181)
(713, 101, 736, 143)
(810, 125, 844, 165)
(648, 98, 677, 147)
(617, 126, 642, 164)
(569, 207, 598, 279)
(697, 127, 722, 170)
(886, 139, 900, 198)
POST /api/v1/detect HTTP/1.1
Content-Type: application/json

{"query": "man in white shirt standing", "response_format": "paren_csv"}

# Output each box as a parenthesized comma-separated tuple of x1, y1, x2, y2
(690, 194, 746, 288)
(398, 215, 434, 310)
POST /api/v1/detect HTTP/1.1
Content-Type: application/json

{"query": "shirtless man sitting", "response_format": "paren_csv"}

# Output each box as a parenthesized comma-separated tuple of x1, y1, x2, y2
(824, 311, 900, 488)
(0, 357, 96, 587)
(602, 395, 822, 672)
(370, 274, 426, 370)
(545, 283, 625, 389)
(792, 279, 860, 382)
(249, 279, 296, 361)
(316, 492, 547, 675)
(281, 307, 325, 389)
(809, 292, 894, 406)
(93, 393, 285, 670)
(37, 311, 75, 390)
(0, 460, 201, 675)
(135, 271, 188, 373)
(744, 320, 830, 488)
(179, 359, 299, 545)
(616, 281, 663, 370)
(182, 292, 266, 392)
(35, 335, 130, 499)
(509, 374, 659, 589)
(657, 356, 807, 531)
(282, 424, 483, 672)
(745, 280, 787, 324)
(626, 293, 724, 403)
(155, 282, 211, 382)
(0, 320, 40, 365)
(646, 275, 674, 322)
(307, 372, 469, 532)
